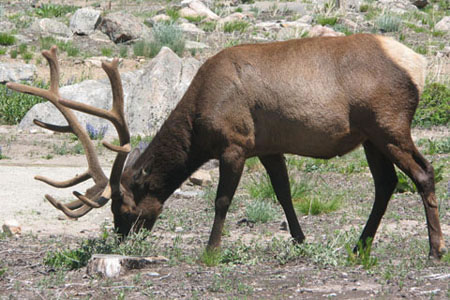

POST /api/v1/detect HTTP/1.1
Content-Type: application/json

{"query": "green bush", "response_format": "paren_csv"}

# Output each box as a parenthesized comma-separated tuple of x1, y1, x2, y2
(10, 49, 17, 59)
(0, 82, 46, 124)
(134, 23, 185, 58)
(376, 14, 402, 32)
(413, 82, 449, 127)
(0, 33, 16, 46)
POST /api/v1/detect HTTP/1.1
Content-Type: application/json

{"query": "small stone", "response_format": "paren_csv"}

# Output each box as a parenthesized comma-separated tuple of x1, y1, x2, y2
(2, 220, 21, 236)
(189, 169, 212, 186)
(146, 271, 160, 277)
(174, 226, 183, 233)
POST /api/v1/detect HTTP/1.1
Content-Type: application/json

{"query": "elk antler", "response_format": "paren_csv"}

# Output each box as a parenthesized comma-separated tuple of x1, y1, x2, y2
(6, 46, 130, 218)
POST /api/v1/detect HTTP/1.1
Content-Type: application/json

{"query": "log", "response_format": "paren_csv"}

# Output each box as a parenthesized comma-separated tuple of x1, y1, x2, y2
(87, 254, 168, 278)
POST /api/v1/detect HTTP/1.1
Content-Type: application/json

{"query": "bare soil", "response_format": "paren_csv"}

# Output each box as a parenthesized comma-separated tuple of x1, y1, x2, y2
(0, 125, 449, 299)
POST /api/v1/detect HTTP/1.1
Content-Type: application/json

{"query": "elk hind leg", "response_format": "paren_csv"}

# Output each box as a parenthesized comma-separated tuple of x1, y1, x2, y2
(259, 154, 305, 243)
(375, 137, 446, 258)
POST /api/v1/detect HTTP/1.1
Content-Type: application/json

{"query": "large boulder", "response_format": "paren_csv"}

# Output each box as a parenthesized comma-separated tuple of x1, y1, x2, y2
(70, 7, 102, 35)
(180, 0, 219, 20)
(19, 48, 201, 137)
(30, 18, 72, 37)
(435, 16, 450, 32)
(99, 12, 151, 43)
(0, 62, 37, 83)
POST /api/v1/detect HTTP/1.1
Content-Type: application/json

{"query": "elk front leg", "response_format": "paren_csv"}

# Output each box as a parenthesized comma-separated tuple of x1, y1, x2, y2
(207, 145, 245, 250)
(259, 154, 305, 243)
(355, 141, 397, 253)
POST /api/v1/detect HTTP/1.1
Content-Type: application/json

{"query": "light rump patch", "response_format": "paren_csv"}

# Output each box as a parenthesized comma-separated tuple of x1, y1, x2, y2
(376, 35, 427, 94)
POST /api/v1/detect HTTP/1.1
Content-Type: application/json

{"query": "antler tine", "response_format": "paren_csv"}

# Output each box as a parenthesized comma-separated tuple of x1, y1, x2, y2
(59, 58, 131, 197)
(6, 46, 111, 217)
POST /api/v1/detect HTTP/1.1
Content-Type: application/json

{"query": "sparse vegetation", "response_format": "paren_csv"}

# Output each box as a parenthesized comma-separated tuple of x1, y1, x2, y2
(413, 82, 449, 127)
(0, 82, 47, 124)
(34, 3, 78, 18)
(223, 20, 250, 33)
(376, 14, 402, 32)
(0, 33, 16, 46)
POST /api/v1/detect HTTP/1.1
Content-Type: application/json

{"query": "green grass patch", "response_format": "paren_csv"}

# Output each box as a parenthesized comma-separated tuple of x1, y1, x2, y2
(40, 36, 80, 57)
(413, 82, 449, 127)
(0, 33, 15, 46)
(199, 248, 222, 266)
(0, 82, 47, 124)
(293, 194, 341, 215)
(417, 137, 450, 154)
(34, 3, 78, 18)
(346, 238, 378, 269)
(101, 47, 113, 57)
(44, 226, 156, 270)
(316, 15, 338, 26)
(223, 21, 250, 33)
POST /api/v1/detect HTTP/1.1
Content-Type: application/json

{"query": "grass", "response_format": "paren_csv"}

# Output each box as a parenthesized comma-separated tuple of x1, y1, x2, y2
(133, 23, 185, 58)
(223, 21, 250, 33)
(101, 47, 113, 57)
(376, 14, 402, 32)
(245, 200, 278, 223)
(293, 194, 341, 215)
(34, 3, 78, 18)
(417, 137, 450, 154)
(413, 82, 449, 128)
(0, 82, 47, 124)
(316, 15, 338, 26)
(40, 37, 80, 57)
(346, 238, 378, 269)
(0, 33, 16, 46)
(44, 226, 157, 270)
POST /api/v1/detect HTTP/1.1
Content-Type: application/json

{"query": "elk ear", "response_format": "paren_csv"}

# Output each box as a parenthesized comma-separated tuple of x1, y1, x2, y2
(124, 148, 141, 170)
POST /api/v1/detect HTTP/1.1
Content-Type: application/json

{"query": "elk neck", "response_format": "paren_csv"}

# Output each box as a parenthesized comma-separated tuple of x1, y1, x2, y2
(131, 96, 207, 202)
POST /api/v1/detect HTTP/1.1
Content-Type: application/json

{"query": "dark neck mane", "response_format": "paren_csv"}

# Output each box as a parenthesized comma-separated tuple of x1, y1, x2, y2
(133, 101, 205, 201)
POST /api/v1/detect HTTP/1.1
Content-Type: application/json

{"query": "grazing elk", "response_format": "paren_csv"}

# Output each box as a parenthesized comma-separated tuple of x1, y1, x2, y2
(7, 34, 445, 258)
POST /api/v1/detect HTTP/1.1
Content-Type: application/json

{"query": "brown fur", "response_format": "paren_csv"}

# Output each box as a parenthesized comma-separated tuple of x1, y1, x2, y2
(117, 34, 445, 258)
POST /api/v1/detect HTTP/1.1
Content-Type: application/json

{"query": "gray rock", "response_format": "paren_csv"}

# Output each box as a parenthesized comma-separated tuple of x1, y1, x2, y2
(70, 7, 102, 35)
(189, 169, 212, 186)
(435, 16, 450, 32)
(179, 22, 205, 35)
(19, 47, 201, 137)
(0, 62, 37, 83)
(180, 0, 219, 20)
(30, 18, 72, 37)
(99, 12, 151, 43)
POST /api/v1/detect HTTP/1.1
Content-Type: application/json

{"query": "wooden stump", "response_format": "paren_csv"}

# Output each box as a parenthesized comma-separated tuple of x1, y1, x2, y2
(87, 254, 168, 278)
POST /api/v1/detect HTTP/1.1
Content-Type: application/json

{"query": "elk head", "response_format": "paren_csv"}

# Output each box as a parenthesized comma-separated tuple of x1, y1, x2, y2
(6, 46, 158, 236)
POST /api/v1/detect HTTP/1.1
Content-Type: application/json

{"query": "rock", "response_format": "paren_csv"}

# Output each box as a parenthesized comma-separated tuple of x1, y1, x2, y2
(189, 169, 212, 186)
(185, 40, 209, 50)
(180, 0, 219, 20)
(435, 16, 450, 32)
(148, 14, 171, 26)
(218, 12, 252, 24)
(255, 21, 282, 31)
(20, 47, 201, 137)
(174, 189, 201, 198)
(339, 18, 358, 30)
(179, 22, 205, 35)
(100, 12, 151, 43)
(87, 254, 168, 278)
(174, 226, 183, 233)
(84, 56, 121, 68)
(2, 220, 21, 236)
(30, 18, 72, 37)
(309, 25, 345, 37)
(0, 62, 37, 83)
(0, 20, 15, 32)
(70, 7, 102, 35)
(89, 30, 114, 43)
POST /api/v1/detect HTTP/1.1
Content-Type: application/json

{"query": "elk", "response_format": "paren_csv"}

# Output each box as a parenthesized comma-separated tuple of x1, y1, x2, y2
(7, 33, 445, 259)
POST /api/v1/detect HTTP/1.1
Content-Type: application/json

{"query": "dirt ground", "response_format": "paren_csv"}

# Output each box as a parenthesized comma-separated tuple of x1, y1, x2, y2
(0, 124, 449, 299)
